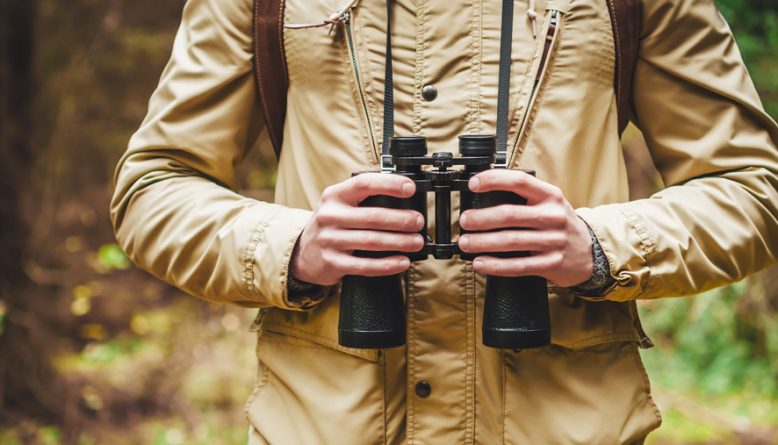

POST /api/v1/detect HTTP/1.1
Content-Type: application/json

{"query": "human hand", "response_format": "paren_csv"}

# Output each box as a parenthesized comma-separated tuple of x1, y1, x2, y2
(458, 169, 593, 287)
(290, 173, 425, 286)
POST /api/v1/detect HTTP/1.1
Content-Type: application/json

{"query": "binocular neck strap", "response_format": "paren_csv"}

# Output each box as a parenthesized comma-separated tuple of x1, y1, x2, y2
(382, 0, 515, 170)
(494, 0, 514, 167)
(382, 0, 395, 172)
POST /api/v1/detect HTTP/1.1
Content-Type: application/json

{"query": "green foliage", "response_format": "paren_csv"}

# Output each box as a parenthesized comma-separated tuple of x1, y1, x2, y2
(97, 243, 131, 271)
(717, 0, 778, 117)
(641, 280, 778, 443)
(641, 283, 778, 398)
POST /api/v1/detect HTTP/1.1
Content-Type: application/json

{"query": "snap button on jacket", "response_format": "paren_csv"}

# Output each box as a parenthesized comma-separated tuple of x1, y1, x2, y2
(110, 0, 778, 443)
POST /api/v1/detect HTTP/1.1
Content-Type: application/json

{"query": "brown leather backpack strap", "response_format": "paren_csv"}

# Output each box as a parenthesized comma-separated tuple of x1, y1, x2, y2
(606, 0, 642, 135)
(254, 0, 288, 160)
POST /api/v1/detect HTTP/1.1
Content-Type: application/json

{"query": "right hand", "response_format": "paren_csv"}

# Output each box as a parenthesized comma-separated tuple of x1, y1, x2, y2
(290, 173, 425, 286)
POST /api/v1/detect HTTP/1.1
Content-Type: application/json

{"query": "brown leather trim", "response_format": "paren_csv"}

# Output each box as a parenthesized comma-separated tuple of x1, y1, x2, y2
(606, 0, 641, 136)
(254, 0, 289, 160)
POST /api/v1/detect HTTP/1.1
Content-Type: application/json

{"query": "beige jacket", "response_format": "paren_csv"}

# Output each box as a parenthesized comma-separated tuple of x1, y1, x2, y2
(111, 0, 778, 442)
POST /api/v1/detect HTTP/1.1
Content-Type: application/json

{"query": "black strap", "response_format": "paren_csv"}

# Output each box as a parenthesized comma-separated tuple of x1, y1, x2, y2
(381, 0, 394, 171)
(382, 0, 514, 168)
(494, 0, 514, 167)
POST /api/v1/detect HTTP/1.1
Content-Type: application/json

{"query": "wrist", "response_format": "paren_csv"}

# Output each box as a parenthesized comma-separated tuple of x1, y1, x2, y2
(571, 222, 615, 297)
(286, 236, 325, 306)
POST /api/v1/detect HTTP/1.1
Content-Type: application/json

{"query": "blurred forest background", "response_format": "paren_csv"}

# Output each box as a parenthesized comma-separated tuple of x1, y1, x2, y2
(0, 0, 776, 444)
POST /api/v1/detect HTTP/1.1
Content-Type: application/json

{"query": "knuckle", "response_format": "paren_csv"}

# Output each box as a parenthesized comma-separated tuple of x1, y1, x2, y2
(405, 215, 419, 230)
(543, 209, 566, 227)
(316, 207, 338, 225)
(550, 253, 564, 268)
(361, 232, 377, 247)
(500, 205, 514, 223)
(366, 210, 381, 226)
(320, 186, 335, 202)
(322, 251, 340, 267)
(549, 231, 566, 247)
(508, 232, 522, 247)
(549, 186, 564, 202)
(352, 260, 366, 275)
(318, 229, 336, 246)
(382, 260, 396, 274)
(508, 260, 523, 275)
(352, 175, 370, 191)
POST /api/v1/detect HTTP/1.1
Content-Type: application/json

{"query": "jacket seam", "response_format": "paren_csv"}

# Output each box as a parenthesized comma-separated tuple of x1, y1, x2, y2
(351, 14, 382, 158)
(261, 322, 379, 361)
(406, 264, 418, 443)
(465, 0, 483, 134)
(509, 13, 565, 168)
(500, 349, 507, 445)
(244, 341, 270, 422)
(619, 207, 656, 297)
(382, 351, 388, 445)
(242, 216, 273, 300)
(279, 221, 311, 308)
(412, 0, 427, 134)
(507, 7, 549, 159)
(630, 343, 663, 429)
(464, 262, 476, 443)
(555, 332, 640, 349)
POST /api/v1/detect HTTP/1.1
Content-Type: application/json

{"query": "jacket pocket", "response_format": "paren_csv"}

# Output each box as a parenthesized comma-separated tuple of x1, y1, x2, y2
(547, 287, 645, 349)
(508, 4, 567, 168)
(502, 341, 662, 444)
(259, 293, 380, 362)
(246, 327, 386, 445)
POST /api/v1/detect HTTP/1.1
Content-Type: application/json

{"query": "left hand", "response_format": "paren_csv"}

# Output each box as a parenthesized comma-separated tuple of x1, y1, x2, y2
(458, 169, 593, 287)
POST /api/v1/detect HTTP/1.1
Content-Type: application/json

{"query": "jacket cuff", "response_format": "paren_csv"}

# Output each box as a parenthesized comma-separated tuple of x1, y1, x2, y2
(574, 206, 656, 302)
(245, 206, 328, 310)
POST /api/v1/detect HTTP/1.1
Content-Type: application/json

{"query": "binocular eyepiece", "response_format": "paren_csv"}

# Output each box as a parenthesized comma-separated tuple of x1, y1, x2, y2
(337, 135, 551, 350)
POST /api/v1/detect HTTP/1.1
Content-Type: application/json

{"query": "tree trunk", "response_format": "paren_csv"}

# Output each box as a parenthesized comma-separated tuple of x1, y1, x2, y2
(0, 0, 71, 429)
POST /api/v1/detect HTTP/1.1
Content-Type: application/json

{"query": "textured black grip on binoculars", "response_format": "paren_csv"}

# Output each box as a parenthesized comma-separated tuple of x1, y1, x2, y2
(460, 188, 551, 349)
(338, 192, 426, 349)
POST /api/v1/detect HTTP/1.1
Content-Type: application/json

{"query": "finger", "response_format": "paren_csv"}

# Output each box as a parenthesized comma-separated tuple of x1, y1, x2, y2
(459, 204, 566, 231)
(320, 206, 425, 232)
(468, 169, 561, 204)
(333, 253, 412, 277)
(459, 230, 564, 253)
(324, 173, 416, 205)
(326, 230, 425, 252)
(471, 252, 562, 278)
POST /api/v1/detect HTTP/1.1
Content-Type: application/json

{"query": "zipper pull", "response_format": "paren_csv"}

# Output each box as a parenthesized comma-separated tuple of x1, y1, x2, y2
(328, 10, 350, 35)
(334, 11, 351, 34)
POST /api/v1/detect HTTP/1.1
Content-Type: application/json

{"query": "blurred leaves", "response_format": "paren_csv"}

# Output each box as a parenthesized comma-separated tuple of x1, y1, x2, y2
(97, 243, 131, 272)
(717, 0, 778, 117)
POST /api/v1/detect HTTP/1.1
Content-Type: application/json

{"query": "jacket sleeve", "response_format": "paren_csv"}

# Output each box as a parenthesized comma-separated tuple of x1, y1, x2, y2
(110, 0, 326, 309)
(576, 0, 778, 302)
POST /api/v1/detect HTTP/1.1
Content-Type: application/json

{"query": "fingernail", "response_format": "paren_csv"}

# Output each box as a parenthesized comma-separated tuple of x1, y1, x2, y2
(459, 236, 469, 250)
(402, 182, 414, 196)
(460, 213, 468, 227)
(474, 259, 484, 268)
(399, 258, 410, 268)
(469, 177, 480, 190)
(416, 214, 424, 227)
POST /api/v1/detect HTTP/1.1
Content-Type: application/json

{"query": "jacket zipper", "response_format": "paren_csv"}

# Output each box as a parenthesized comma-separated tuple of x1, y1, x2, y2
(342, 12, 379, 163)
(510, 10, 559, 167)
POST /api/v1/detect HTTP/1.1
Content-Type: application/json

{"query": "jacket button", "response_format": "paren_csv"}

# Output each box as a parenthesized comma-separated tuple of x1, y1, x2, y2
(415, 380, 432, 398)
(421, 84, 437, 102)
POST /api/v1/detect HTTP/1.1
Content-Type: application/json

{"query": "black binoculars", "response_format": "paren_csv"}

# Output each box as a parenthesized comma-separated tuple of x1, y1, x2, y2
(337, 135, 550, 350)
